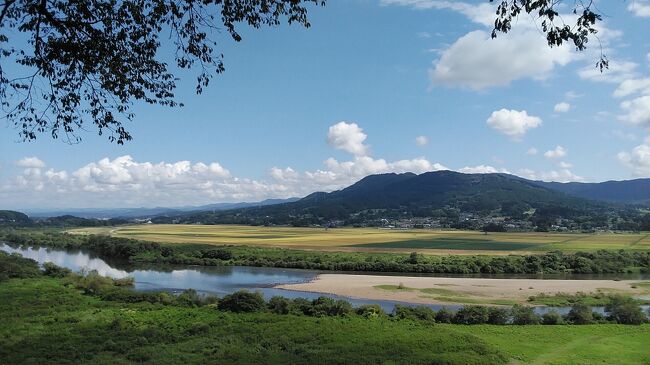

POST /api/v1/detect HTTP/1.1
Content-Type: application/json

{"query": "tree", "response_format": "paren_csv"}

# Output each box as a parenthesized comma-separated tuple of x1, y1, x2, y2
(565, 302, 593, 325)
(605, 296, 646, 325)
(0, 0, 324, 143)
(218, 290, 266, 312)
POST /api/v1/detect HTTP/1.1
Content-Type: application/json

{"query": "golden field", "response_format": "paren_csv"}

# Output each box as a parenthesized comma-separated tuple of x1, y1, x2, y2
(68, 224, 650, 254)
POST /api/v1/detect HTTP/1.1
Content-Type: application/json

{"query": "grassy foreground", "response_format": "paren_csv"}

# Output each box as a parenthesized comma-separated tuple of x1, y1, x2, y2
(1, 277, 649, 365)
(70, 224, 650, 254)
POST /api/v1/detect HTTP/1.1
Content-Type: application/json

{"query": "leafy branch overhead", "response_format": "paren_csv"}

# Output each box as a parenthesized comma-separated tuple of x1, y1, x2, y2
(1, 0, 606, 144)
(0, 0, 324, 144)
(490, 0, 608, 70)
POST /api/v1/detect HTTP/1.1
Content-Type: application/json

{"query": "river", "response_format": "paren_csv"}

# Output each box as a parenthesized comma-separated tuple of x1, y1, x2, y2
(2, 243, 648, 314)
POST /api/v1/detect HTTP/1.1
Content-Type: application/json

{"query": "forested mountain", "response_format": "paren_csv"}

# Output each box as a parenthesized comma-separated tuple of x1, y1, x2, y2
(155, 171, 616, 228)
(535, 179, 650, 204)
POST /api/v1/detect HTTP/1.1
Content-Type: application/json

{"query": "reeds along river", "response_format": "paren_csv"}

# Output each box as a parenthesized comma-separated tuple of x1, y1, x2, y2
(1, 243, 648, 315)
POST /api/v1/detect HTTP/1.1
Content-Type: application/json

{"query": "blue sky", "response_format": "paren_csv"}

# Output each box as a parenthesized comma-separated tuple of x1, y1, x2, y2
(2, 0, 650, 209)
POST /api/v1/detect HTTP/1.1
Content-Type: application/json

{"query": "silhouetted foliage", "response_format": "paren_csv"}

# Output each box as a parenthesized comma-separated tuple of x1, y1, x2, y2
(0, 0, 324, 143)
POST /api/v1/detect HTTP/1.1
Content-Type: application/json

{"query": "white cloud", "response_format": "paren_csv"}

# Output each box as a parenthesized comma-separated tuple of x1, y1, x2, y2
(558, 161, 573, 169)
(628, 1, 650, 17)
(1, 122, 453, 209)
(619, 95, 650, 126)
(554, 102, 571, 113)
(618, 137, 650, 177)
(415, 135, 429, 146)
(486, 109, 542, 140)
(544, 146, 568, 159)
(458, 165, 509, 174)
(327, 122, 369, 157)
(518, 167, 583, 182)
(613, 78, 650, 98)
(578, 60, 638, 83)
(429, 30, 574, 90)
(565, 91, 583, 99)
(526, 148, 538, 156)
(16, 157, 45, 168)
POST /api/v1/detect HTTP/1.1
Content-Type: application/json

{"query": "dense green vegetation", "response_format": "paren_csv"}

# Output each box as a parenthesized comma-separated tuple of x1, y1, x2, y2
(1, 252, 650, 364)
(150, 172, 650, 231)
(0, 210, 128, 228)
(3, 230, 650, 274)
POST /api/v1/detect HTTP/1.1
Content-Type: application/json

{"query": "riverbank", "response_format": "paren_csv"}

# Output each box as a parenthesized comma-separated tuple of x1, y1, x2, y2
(277, 274, 649, 306)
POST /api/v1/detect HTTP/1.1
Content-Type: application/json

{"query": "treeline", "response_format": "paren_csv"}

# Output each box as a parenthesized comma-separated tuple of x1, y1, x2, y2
(1, 251, 647, 326)
(0, 211, 129, 228)
(2, 230, 650, 274)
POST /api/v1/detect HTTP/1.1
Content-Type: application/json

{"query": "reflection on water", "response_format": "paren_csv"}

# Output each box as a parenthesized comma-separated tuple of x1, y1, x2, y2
(2, 243, 648, 314)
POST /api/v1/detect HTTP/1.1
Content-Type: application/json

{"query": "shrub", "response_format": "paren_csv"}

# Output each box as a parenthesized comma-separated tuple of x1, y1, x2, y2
(541, 311, 563, 325)
(356, 304, 385, 319)
(510, 305, 540, 325)
(0, 252, 41, 280)
(605, 296, 646, 325)
(453, 306, 489, 325)
(434, 308, 454, 324)
(113, 276, 135, 287)
(187, 322, 210, 335)
(268, 296, 291, 315)
(565, 302, 593, 325)
(487, 307, 509, 325)
(176, 289, 203, 307)
(289, 298, 315, 316)
(393, 305, 436, 322)
(218, 290, 266, 313)
(200, 249, 233, 260)
(311, 297, 352, 317)
(42, 262, 71, 278)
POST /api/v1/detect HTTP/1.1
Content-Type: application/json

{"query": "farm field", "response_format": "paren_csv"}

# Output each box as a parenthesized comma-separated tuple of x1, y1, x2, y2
(69, 224, 650, 254)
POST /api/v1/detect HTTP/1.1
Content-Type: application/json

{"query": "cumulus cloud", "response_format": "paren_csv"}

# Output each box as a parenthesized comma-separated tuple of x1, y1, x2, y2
(554, 102, 571, 113)
(518, 167, 583, 182)
(614, 78, 650, 98)
(458, 165, 509, 174)
(619, 96, 650, 126)
(429, 30, 574, 90)
(618, 137, 650, 176)
(415, 135, 429, 146)
(526, 148, 538, 156)
(544, 146, 568, 159)
(558, 161, 573, 169)
(628, 1, 650, 17)
(486, 109, 542, 140)
(2, 122, 453, 208)
(16, 157, 45, 168)
(327, 122, 369, 156)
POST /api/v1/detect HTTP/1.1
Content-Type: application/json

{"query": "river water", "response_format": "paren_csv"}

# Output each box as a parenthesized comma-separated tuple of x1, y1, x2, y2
(2, 243, 648, 314)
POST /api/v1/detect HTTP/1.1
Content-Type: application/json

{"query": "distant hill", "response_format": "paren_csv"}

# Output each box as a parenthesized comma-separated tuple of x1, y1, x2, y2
(161, 171, 607, 226)
(535, 179, 650, 204)
(24, 197, 301, 219)
(0, 210, 32, 226)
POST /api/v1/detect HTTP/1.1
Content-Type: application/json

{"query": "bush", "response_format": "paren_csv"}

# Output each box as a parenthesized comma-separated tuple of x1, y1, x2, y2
(434, 308, 454, 323)
(356, 304, 385, 319)
(218, 290, 266, 313)
(311, 297, 352, 317)
(605, 296, 646, 325)
(453, 306, 489, 325)
(393, 305, 436, 322)
(268, 296, 291, 315)
(487, 307, 509, 325)
(541, 311, 563, 325)
(200, 249, 233, 260)
(176, 289, 203, 307)
(0, 252, 41, 280)
(510, 305, 540, 325)
(42, 262, 71, 278)
(187, 322, 210, 335)
(289, 298, 315, 316)
(565, 302, 593, 325)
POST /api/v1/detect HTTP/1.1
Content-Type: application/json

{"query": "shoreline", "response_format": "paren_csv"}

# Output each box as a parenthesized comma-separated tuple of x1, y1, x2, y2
(275, 273, 646, 306)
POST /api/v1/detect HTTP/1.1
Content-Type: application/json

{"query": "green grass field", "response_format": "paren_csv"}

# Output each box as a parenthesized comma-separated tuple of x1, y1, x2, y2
(70, 224, 650, 254)
(1, 277, 649, 365)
